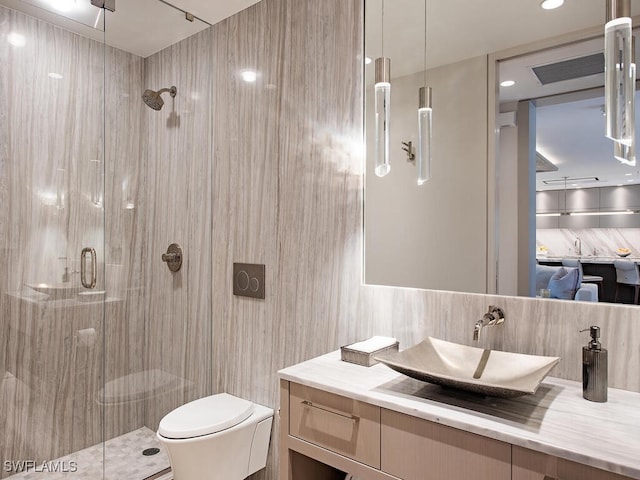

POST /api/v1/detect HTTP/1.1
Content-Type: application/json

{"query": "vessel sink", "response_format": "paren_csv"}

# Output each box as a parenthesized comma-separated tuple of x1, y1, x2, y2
(375, 337, 560, 398)
(25, 283, 83, 300)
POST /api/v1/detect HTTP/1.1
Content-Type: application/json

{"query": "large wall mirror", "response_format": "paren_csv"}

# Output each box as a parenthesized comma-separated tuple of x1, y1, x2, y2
(364, 0, 640, 305)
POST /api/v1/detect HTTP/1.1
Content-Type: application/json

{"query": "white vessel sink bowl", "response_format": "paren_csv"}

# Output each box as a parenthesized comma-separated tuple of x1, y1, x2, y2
(375, 337, 560, 398)
(25, 283, 83, 300)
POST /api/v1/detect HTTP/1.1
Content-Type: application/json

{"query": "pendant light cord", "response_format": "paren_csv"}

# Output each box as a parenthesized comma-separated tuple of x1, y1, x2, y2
(424, 0, 427, 87)
(381, 0, 385, 57)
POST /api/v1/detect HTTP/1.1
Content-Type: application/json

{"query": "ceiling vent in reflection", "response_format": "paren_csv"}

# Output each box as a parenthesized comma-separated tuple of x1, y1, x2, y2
(535, 152, 559, 173)
(531, 53, 604, 85)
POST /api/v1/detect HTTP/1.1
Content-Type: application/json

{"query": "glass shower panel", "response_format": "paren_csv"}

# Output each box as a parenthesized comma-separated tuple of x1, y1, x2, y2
(1, 0, 212, 477)
(102, 2, 210, 479)
(0, 0, 106, 478)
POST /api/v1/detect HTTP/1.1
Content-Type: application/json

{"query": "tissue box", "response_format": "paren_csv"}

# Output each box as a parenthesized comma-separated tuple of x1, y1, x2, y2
(341, 336, 399, 367)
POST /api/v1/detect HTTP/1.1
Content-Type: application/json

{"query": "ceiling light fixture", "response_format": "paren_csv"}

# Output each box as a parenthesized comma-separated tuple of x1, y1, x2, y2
(541, 0, 565, 9)
(417, 0, 432, 185)
(374, 0, 391, 177)
(500, 80, 516, 87)
(605, 0, 636, 166)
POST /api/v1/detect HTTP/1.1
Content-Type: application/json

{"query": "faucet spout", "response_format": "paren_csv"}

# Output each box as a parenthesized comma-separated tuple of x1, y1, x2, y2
(473, 321, 483, 341)
(473, 305, 505, 342)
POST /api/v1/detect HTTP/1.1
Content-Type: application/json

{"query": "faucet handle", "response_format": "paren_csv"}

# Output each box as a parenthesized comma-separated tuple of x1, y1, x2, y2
(487, 305, 505, 325)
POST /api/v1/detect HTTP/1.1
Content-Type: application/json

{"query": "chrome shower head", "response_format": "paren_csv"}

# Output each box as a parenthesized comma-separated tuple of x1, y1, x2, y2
(142, 85, 177, 110)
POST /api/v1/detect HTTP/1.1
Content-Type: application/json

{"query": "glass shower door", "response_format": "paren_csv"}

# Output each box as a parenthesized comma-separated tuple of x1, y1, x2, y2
(0, 1, 106, 477)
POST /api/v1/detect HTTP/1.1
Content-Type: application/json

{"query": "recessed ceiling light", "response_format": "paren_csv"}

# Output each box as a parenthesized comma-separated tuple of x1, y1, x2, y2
(240, 70, 257, 83)
(500, 80, 515, 87)
(541, 0, 564, 10)
(626, 173, 633, 176)
(7, 32, 26, 47)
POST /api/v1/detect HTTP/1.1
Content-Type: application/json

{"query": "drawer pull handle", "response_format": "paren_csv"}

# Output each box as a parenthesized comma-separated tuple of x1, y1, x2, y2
(301, 400, 359, 422)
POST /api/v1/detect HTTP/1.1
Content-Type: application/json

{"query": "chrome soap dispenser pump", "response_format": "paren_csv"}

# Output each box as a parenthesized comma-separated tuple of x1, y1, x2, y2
(581, 326, 608, 403)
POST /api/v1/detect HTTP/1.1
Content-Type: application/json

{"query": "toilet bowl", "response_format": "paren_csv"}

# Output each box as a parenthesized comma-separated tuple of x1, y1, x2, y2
(157, 393, 273, 480)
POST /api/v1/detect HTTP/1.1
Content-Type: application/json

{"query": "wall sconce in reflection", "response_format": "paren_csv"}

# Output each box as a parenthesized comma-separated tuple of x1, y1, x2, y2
(401, 141, 415, 162)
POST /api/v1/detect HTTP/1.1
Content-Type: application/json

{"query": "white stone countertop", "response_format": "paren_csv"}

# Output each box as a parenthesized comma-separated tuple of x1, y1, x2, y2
(279, 350, 640, 479)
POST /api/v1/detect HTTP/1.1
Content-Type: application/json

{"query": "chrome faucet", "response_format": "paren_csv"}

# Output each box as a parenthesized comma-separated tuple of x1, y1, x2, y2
(473, 305, 505, 341)
(574, 237, 582, 256)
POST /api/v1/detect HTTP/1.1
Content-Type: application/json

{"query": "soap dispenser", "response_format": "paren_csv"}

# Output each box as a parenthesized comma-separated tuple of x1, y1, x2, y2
(581, 326, 607, 403)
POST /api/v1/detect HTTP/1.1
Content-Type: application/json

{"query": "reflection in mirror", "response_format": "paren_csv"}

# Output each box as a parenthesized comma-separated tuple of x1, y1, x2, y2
(364, 0, 640, 305)
(497, 20, 640, 305)
(364, 0, 488, 294)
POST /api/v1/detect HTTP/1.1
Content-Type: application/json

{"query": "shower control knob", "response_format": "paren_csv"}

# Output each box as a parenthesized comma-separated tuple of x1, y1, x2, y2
(162, 243, 182, 272)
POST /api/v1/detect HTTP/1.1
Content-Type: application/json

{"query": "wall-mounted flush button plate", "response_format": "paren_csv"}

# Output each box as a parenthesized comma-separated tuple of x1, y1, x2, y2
(233, 263, 265, 299)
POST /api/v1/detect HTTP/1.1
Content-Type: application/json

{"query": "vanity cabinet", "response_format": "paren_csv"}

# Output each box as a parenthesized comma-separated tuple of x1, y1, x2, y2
(381, 409, 510, 480)
(281, 381, 510, 480)
(512, 446, 634, 480)
(288, 382, 381, 469)
(279, 351, 640, 480)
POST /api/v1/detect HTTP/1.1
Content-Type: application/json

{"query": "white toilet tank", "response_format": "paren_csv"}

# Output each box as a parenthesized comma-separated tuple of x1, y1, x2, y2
(157, 393, 273, 480)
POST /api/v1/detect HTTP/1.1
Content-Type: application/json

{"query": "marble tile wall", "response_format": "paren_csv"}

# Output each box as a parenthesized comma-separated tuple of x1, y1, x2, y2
(207, 1, 640, 479)
(140, 27, 213, 430)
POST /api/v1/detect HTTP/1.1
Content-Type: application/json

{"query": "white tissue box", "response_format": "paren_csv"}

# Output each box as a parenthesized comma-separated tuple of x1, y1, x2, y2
(340, 336, 399, 367)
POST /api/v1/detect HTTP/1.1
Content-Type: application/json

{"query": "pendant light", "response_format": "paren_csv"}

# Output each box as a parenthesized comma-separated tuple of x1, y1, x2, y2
(605, 0, 636, 166)
(374, 0, 391, 177)
(417, 0, 432, 185)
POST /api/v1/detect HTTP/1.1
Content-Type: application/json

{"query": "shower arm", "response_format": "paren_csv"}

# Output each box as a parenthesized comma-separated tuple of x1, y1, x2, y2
(158, 86, 177, 98)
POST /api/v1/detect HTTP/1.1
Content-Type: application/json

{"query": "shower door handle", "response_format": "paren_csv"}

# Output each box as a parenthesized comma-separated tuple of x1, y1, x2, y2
(80, 247, 97, 289)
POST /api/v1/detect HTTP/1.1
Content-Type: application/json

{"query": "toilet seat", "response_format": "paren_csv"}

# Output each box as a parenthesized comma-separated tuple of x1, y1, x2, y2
(158, 393, 255, 439)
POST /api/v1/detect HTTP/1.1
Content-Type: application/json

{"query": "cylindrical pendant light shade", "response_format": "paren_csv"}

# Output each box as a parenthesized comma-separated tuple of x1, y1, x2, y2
(417, 86, 432, 185)
(614, 139, 637, 166)
(605, 16, 634, 145)
(374, 57, 391, 177)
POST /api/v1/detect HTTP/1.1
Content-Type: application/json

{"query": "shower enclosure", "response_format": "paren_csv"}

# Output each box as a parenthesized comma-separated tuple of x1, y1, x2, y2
(0, 0, 211, 477)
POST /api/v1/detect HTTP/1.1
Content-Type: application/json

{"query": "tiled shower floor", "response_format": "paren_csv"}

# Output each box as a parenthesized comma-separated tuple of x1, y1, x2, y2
(8, 427, 170, 479)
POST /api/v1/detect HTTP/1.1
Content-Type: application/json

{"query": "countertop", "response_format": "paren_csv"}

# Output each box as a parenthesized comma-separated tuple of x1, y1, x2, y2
(279, 350, 640, 479)
(537, 255, 640, 263)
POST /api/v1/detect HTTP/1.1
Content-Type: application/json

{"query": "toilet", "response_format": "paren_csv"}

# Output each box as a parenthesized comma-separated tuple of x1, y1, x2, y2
(157, 393, 274, 480)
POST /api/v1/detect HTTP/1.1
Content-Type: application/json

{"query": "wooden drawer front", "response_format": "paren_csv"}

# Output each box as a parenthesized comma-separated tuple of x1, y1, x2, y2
(289, 383, 381, 469)
(512, 446, 635, 480)
(381, 409, 511, 480)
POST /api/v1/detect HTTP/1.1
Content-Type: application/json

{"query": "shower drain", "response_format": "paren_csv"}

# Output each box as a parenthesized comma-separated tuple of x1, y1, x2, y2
(142, 447, 160, 456)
